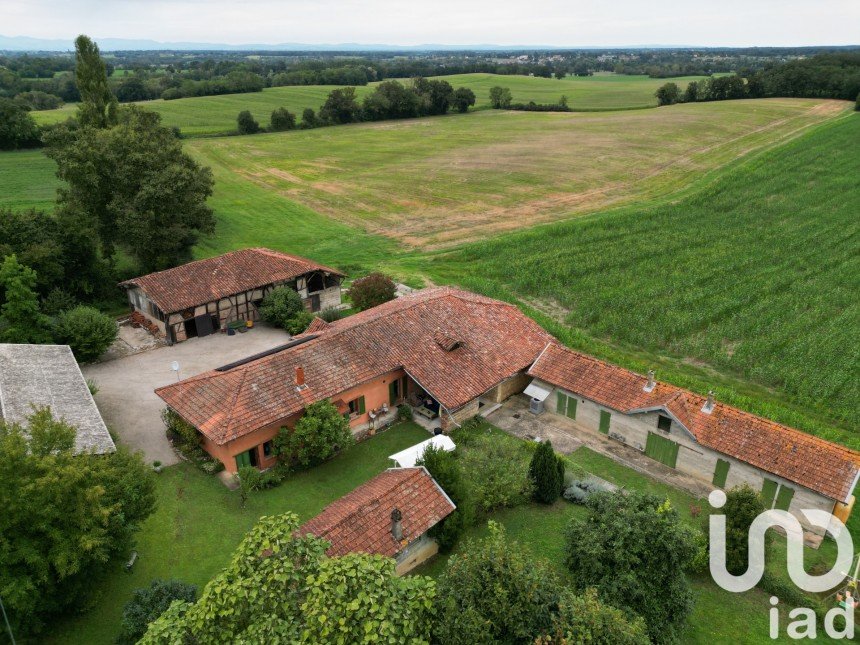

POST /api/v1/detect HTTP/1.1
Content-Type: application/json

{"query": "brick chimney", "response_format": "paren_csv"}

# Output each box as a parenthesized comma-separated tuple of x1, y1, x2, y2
(391, 508, 403, 541)
(643, 370, 656, 393)
(702, 390, 716, 414)
(295, 366, 306, 390)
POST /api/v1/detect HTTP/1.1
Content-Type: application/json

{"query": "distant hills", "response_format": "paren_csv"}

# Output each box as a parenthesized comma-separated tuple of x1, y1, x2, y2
(0, 35, 703, 52)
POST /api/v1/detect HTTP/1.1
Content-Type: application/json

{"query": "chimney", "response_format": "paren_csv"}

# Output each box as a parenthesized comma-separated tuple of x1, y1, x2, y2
(391, 508, 403, 541)
(702, 390, 716, 414)
(295, 366, 306, 390)
(643, 370, 656, 393)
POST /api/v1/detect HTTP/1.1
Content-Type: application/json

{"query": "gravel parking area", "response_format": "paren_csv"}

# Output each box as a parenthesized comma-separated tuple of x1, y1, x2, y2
(82, 325, 291, 465)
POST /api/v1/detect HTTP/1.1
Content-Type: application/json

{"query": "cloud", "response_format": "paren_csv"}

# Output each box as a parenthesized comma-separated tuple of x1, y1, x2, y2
(3, 0, 859, 46)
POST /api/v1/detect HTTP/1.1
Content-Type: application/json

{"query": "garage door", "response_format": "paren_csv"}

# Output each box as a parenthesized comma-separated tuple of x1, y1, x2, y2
(645, 432, 679, 469)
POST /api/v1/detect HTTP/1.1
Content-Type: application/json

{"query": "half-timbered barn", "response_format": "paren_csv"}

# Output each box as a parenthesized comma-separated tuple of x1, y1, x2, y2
(120, 248, 344, 343)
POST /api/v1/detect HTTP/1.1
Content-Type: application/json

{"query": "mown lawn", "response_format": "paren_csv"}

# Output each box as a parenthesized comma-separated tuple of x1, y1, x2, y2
(30, 72, 710, 137)
(416, 429, 847, 644)
(45, 422, 429, 645)
(427, 112, 860, 438)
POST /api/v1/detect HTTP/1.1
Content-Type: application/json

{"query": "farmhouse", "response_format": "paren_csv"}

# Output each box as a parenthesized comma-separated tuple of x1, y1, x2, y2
(299, 466, 456, 574)
(0, 344, 116, 455)
(120, 248, 344, 343)
(526, 343, 860, 539)
(155, 287, 553, 472)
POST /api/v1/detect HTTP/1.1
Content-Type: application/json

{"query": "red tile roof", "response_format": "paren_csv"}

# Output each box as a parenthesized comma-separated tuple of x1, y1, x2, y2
(156, 288, 553, 444)
(120, 248, 344, 314)
(529, 343, 860, 502)
(299, 467, 455, 558)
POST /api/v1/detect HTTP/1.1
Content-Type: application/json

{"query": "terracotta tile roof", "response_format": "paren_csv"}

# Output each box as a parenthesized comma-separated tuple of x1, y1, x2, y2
(156, 287, 553, 444)
(305, 317, 331, 334)
(299, 467, 455, 558)
(529, 343, 860, 502)
(119, 248, 344, 314)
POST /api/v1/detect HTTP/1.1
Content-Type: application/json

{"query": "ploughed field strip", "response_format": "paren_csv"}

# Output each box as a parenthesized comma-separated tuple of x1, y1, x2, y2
(185, 97, 847, 248)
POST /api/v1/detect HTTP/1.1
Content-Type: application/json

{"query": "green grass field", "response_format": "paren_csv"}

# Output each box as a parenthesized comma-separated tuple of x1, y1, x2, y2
(0, 149, 60, 211)
(183, 97, 844, 248)
(428, 113, 860, 439)
(31, 72, 708, 137)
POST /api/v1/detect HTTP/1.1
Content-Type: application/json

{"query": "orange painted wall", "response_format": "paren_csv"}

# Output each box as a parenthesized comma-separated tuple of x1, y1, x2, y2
(204, 369, 407, 474)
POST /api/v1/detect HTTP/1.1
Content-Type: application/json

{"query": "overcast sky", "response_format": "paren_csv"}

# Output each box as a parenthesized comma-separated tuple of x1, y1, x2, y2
(4, 0, 859, 47)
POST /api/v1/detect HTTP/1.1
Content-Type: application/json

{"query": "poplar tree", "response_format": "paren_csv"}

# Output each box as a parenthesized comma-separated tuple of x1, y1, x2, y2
(74, 35, 118, 129)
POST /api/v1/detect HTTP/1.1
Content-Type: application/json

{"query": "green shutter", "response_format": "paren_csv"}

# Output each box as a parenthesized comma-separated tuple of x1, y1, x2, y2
(645, 432, 678, 468)
(565, 397, 577, 420)
(358, 396, 366, 414)
(556, 391, 566, 414)
(235, 450, 250, 470)
(774, 485, 795, 511)
(761, 478, 778, 509)
(713, 459, 730, 488)
(389, 381, 398, 405)
(599, 410, 610, 434)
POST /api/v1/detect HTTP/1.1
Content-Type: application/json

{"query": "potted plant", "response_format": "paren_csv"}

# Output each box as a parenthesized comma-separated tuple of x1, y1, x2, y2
(152, 460, 163, 474)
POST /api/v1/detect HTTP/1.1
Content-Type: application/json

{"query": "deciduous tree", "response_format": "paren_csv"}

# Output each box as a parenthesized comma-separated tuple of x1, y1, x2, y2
(564, 492, 697, 644)
(139, 513, 436, 644)
(54, 305, 118, 362)
(536, 588, 649, 645)
(269, 107, 296, 131)
(416, 444, 474, 551)
(349, 272, 396, 311)
(0, 409, 155, 638)
(117, 580, 197, 645)
(46, 106, 214, 271)
(236, 109, 260, 134)
(319, 86, 361, 124)
(489, 86, 513, 109)
(452, 87, 476, 113)
(655, 82, 681, 106)
(0, 98, 40, 149)
(0, 254, 52, 343)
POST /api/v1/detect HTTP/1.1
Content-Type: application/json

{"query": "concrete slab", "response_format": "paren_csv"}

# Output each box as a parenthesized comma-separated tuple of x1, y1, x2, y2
(82, 325, 292, 465)
(487, 396, 713, 500)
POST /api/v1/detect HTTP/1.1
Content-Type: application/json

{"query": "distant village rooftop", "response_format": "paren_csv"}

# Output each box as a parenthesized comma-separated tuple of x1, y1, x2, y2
(0, 344, 116, 455)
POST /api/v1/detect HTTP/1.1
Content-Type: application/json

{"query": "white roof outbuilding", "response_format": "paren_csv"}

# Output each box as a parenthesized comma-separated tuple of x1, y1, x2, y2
(388, 435, 456, 468)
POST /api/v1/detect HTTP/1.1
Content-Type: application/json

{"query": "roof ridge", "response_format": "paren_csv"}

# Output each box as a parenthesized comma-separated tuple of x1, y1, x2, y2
(301, 468, 421, 534)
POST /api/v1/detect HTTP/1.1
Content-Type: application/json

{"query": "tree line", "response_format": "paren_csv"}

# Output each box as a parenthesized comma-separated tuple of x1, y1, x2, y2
(234, 77, 477, 134)
(656, 52, 860, 106)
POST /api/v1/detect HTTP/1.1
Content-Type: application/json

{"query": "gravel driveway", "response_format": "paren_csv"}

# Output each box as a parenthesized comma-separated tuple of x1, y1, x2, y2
(82, 325, 291, 465)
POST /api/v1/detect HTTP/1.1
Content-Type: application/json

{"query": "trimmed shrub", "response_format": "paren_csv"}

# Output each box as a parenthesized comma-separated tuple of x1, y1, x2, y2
(317, 307, 343, 323)
(161, 407, 200, 447)
(285, 310, 314, 335)
(117, 579, 197, 645)
(259, 286, 304, 330)
(274, 399, 354, 469)
(349, 272, 396, 311)
(54, 305, 118, 362)
(529, 440, 564, 504)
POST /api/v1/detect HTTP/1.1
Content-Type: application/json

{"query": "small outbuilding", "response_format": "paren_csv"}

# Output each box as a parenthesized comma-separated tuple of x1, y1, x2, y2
(299, 467, 455, 574)
(0, 344, 115, 455)
(120, 248, 344, 343)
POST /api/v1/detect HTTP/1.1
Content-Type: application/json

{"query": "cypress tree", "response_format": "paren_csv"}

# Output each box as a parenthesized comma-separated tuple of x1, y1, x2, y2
(529, 440, 564, 504)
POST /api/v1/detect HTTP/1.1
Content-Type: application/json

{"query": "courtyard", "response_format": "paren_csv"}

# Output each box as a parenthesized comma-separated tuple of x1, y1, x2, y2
(82, 324, 291, 465)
